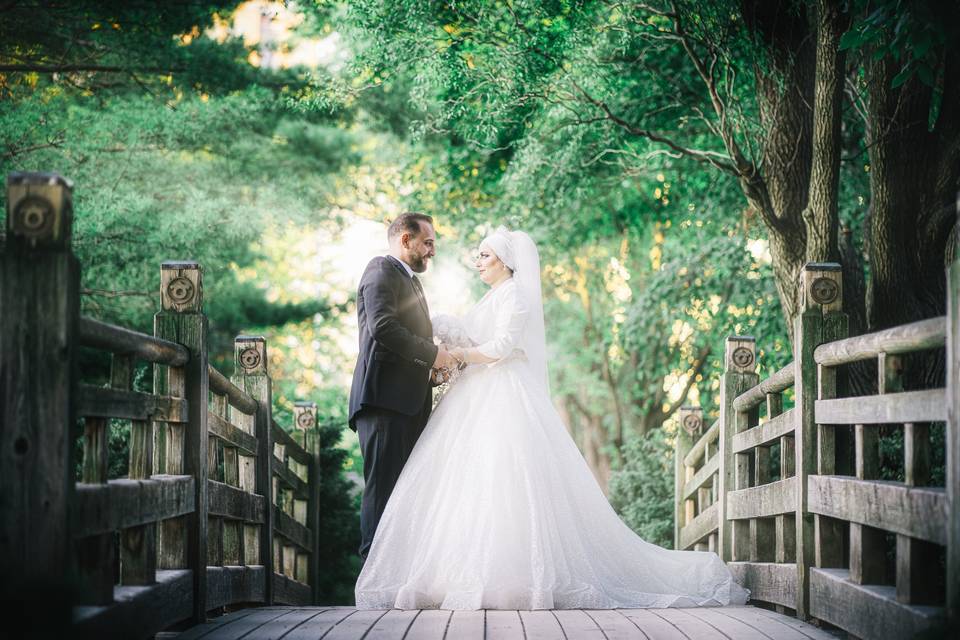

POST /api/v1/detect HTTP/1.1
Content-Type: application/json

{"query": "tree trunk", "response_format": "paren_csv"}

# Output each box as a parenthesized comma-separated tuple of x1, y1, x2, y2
(866, 51, 960, 388)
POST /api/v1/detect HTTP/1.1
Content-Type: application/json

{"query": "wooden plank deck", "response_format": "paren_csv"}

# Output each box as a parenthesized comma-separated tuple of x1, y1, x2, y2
(173, 606, 842, 639)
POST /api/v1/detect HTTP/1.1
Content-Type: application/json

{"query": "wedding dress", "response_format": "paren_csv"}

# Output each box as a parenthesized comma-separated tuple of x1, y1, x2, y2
(354, 230, 750, 611)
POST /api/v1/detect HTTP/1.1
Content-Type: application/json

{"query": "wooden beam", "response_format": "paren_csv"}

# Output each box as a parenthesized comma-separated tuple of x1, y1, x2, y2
(207, 480, 266, 524)
(73, 475, 195, 537)
(78, 316, 189, 366)
(814, 317, 945, 367)
(727, 478, 797, 520)
(815, 389, 946, 424)
(732, 408, 797, 453)
(77, 386, 188, 422)
(207, 412, 258, 457)
(732, 362, 796, 412)
(806, 475, 946, 545)
(809, 568, 946, 639)
(679, 502, 718, 550)
(727, 561, 797, 608)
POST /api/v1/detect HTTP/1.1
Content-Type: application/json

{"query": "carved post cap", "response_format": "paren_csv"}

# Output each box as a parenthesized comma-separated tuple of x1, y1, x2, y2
(6, 172, 74, 248)
(160, 261, 203, 312)
(235, 335, 267, 375)
(801, 262, 843, 312)
(678, 405, 704, 437)
(725, 336, 756, 373)
(293, 401, 317, 431)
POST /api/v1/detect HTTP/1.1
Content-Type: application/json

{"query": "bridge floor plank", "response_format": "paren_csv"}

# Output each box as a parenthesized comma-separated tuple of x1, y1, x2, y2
(172, 605, 839, 640)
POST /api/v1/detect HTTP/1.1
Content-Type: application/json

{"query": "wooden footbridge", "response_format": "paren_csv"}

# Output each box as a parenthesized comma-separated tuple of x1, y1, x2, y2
(1, 173, 956, 639)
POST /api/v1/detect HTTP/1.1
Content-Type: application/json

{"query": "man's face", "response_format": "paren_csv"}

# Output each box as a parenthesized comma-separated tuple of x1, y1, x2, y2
(402, 221, 436, 273)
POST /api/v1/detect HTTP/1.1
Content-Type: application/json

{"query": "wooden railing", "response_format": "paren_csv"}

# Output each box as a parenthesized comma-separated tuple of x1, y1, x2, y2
(674, 261, 958, 638)
(0, 172, 327, 637)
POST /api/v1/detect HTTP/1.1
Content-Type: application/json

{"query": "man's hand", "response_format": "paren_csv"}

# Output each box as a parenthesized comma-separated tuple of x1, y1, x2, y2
(433, 346, 457, 370)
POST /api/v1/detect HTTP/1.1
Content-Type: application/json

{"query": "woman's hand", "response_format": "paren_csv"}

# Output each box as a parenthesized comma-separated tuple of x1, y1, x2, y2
(449, 347, 467, 364)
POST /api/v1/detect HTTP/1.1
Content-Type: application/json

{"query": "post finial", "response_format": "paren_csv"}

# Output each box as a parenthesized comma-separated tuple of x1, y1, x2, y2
(234, 335, 267, 375)
(678, 405, 704, 437)
(293, 401, 318, 431)
(801, 262, 843, 313)
(6, 172, 73, 248)
(725, 336, 756, 373)
(160, 261, 203, 312)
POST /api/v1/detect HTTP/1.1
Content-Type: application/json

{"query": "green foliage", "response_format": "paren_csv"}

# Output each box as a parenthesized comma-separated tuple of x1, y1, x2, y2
(609, 426, 675, 548)
(312, 421, 362, 604)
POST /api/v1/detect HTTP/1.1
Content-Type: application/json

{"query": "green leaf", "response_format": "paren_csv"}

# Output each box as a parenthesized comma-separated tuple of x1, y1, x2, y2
(891, 66, 915, 88)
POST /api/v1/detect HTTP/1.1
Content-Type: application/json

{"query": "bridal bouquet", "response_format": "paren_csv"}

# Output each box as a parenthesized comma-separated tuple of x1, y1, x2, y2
(430, 314, 474, 406)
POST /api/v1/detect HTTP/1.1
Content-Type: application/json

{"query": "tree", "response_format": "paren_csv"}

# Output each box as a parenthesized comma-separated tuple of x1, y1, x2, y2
(345, 0, 960, 360)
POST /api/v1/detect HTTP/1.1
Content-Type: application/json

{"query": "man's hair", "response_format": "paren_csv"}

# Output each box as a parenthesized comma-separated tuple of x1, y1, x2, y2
(388, 212, 433, 240)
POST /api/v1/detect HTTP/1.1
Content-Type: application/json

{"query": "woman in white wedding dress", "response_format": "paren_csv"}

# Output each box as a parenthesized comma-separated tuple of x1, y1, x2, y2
(354, 227, 750, 610)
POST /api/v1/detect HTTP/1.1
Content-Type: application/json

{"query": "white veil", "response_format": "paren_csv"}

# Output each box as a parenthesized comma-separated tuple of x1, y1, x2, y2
(482, 226, 549, 394)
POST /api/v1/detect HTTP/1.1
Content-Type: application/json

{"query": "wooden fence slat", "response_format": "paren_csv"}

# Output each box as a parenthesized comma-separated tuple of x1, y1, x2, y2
(815, 389, 946, 424)
(807, 475, 946, 545)
(208, 412, 259, 457)
(732, 408, 796, 453)
(726, 478, 797, 520)
(679, 502, 718, 550)
(207, 479, 267, 523)
(73, 475, 195, 537)
(78, 385, 189, 422)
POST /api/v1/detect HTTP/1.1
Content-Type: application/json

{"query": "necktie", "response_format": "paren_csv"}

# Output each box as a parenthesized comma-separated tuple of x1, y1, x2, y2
(412, 275, 429, 315)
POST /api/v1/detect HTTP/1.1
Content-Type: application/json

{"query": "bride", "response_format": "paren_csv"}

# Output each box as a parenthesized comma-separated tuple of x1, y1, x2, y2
(354, 226, 750, 610)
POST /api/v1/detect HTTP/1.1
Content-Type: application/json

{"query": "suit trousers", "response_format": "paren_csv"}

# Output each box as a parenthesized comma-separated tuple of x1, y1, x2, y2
(356, 404, 429, 561)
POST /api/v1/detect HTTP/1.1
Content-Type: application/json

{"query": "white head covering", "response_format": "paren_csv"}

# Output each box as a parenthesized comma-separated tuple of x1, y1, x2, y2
(480, 227, 516, 271)
(480, 226, 549, 393)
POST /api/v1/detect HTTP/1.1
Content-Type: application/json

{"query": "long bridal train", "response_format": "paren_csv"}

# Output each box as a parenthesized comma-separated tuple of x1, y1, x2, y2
(354, 282, 750, 611)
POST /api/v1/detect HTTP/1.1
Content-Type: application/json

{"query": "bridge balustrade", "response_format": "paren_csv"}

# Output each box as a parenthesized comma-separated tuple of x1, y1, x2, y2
(674, 261, 959, 637)
(0, 171, 326, 637)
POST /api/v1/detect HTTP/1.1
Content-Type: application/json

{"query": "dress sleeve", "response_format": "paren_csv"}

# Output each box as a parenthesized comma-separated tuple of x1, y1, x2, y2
(474, 283, 529, 360)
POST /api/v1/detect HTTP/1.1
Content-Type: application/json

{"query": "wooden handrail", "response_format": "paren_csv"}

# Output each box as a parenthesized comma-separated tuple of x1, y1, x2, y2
(674, 260, 957, 638)
(1, 171, 328, 640)
(683, 418, 719, 468)
(208, 364, 258, 415)
(79, 316, 190, 366)
(732, 362, 795, 412)
(813, 316, 945, 366)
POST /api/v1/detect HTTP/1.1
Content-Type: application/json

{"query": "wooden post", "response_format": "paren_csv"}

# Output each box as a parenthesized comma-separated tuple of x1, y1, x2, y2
(232, 335, 273, 605)
(0, 172, 78, 612)
(674, 406, 699, 549)
(673, 406, 702, 549)
(945, 236, 960, 629)
(795, 262, 847, 619)
(718, 336, 759, 562)
(297, 401, 321, 603)
(123, 354, 157, 586)
(155, 261, 209, 623)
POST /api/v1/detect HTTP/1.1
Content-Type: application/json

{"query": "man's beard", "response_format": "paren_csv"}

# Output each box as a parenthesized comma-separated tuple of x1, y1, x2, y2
(409, 254, 428, 272)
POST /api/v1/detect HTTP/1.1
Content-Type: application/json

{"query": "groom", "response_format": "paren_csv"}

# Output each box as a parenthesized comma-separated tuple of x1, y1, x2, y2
(349, 212, 457, 562)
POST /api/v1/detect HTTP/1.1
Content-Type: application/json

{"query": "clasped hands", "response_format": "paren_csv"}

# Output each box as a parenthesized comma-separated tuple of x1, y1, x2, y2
(430, 345, 467, 384)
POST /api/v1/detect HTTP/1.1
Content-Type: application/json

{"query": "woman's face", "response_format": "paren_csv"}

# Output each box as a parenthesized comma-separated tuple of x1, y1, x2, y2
(475, 243, 509, 286)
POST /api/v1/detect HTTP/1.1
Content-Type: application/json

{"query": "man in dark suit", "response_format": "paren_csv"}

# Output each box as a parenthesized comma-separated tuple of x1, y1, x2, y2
(349, 212, 457, 562)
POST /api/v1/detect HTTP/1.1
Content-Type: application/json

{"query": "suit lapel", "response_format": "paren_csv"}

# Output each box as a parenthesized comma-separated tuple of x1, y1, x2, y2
(385, 255, 431, 322)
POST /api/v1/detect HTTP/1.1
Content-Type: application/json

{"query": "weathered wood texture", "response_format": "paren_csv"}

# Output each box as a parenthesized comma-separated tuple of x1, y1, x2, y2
(677, 258, 956, 635)
(0, 171, 79, 601)
(177, 606, 840, 640)
(78, 316, 190, 366)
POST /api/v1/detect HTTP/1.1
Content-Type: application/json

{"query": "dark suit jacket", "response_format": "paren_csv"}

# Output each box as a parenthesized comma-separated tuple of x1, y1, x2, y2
(348, 255, 439, 430)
